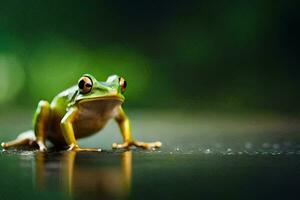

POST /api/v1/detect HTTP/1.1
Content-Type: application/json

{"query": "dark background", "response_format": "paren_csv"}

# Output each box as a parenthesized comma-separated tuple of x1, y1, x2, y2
(1, 2, 300, 200)
(0, 0, 299, 113)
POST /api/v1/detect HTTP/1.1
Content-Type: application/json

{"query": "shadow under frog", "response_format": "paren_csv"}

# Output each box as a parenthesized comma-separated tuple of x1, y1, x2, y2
(35, 150, 132, 200)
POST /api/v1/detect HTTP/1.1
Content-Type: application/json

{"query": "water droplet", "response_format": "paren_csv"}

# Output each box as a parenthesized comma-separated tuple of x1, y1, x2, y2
(204, 149, 211, 154)
(226, 148, 234, 155)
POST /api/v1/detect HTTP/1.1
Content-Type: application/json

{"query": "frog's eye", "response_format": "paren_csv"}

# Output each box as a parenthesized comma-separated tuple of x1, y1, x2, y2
(119, 77, 127, 93)
(78, 76, 93, 94)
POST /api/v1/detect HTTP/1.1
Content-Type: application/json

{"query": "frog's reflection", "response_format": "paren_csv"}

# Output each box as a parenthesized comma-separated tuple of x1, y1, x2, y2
(35, 151, 132, 200)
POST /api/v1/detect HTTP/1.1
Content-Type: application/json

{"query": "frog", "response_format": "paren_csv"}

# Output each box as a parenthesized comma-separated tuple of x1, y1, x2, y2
(1, 74, 162, 152)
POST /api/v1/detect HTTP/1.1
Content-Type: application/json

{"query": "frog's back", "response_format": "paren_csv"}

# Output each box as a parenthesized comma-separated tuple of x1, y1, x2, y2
(50, 85, 77, 115)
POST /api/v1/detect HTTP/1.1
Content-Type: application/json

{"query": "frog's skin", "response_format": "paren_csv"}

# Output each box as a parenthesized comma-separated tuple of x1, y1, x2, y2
(1, 74, 162, 151)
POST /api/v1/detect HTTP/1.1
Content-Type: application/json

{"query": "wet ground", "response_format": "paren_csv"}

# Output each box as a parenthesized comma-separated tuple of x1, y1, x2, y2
(0, 110, 300, 200)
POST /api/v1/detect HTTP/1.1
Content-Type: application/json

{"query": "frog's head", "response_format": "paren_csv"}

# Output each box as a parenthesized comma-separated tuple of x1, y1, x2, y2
(74, 74, 127, 104)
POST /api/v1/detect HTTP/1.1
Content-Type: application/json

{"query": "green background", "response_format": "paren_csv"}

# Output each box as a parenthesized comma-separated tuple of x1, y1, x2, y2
(0, 0, 299, 113)
(0, 1, 300, 200)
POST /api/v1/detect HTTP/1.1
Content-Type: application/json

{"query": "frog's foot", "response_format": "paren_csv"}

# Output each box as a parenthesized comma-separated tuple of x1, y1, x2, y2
(1, 131, 37, 150)
(36, 140, 47, 152)
(112, 141, 162, 150)
(1, 139, 32, 150)
(112, 142, 130, 149)
(131, 141, 162, 149)
(67, 144, 101, 152)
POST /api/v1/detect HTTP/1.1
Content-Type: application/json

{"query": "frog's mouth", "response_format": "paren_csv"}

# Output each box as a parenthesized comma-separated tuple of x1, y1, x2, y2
(77, 95, 124, 104)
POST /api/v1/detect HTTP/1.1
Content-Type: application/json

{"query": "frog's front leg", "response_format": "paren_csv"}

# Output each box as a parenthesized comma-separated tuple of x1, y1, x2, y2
(33, 100, 51, 151)
(112, 106, 162, 150)
(60, 107, 101, 152)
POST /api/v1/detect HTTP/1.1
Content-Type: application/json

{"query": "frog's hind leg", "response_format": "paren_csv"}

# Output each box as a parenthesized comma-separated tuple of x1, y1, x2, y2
(1, 130, 37, 150)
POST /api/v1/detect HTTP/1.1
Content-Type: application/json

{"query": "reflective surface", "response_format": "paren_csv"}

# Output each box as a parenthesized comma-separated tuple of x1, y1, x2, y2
(35, 150, 132, 200)
(0, 112, 300, 200)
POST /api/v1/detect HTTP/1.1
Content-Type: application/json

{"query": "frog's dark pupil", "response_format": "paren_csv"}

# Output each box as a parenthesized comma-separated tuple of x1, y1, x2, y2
(85, 83, 92, 88)
(79, 79, 85, 89)
(123, 80, 127, 88)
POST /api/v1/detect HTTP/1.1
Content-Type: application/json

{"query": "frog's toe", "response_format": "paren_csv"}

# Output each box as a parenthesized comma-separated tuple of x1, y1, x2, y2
(1, 142, 7, 149)
(67, 144, 101, 152)
(39, 146, 47, 152)
(37, 141, 47, 152)
(132, 141, 162, 149)
(112, 142, 130, 149)
(154, 141, 162, 148)
(72, 148, 101, 152)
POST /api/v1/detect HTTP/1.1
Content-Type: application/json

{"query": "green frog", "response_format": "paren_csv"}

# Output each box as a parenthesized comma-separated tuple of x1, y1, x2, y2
(1, 74, 162, 151)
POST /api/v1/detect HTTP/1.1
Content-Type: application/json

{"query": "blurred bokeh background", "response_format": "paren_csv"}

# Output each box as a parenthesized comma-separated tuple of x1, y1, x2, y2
(0, 0, 299, 114)
(1, 1, 300, 200)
